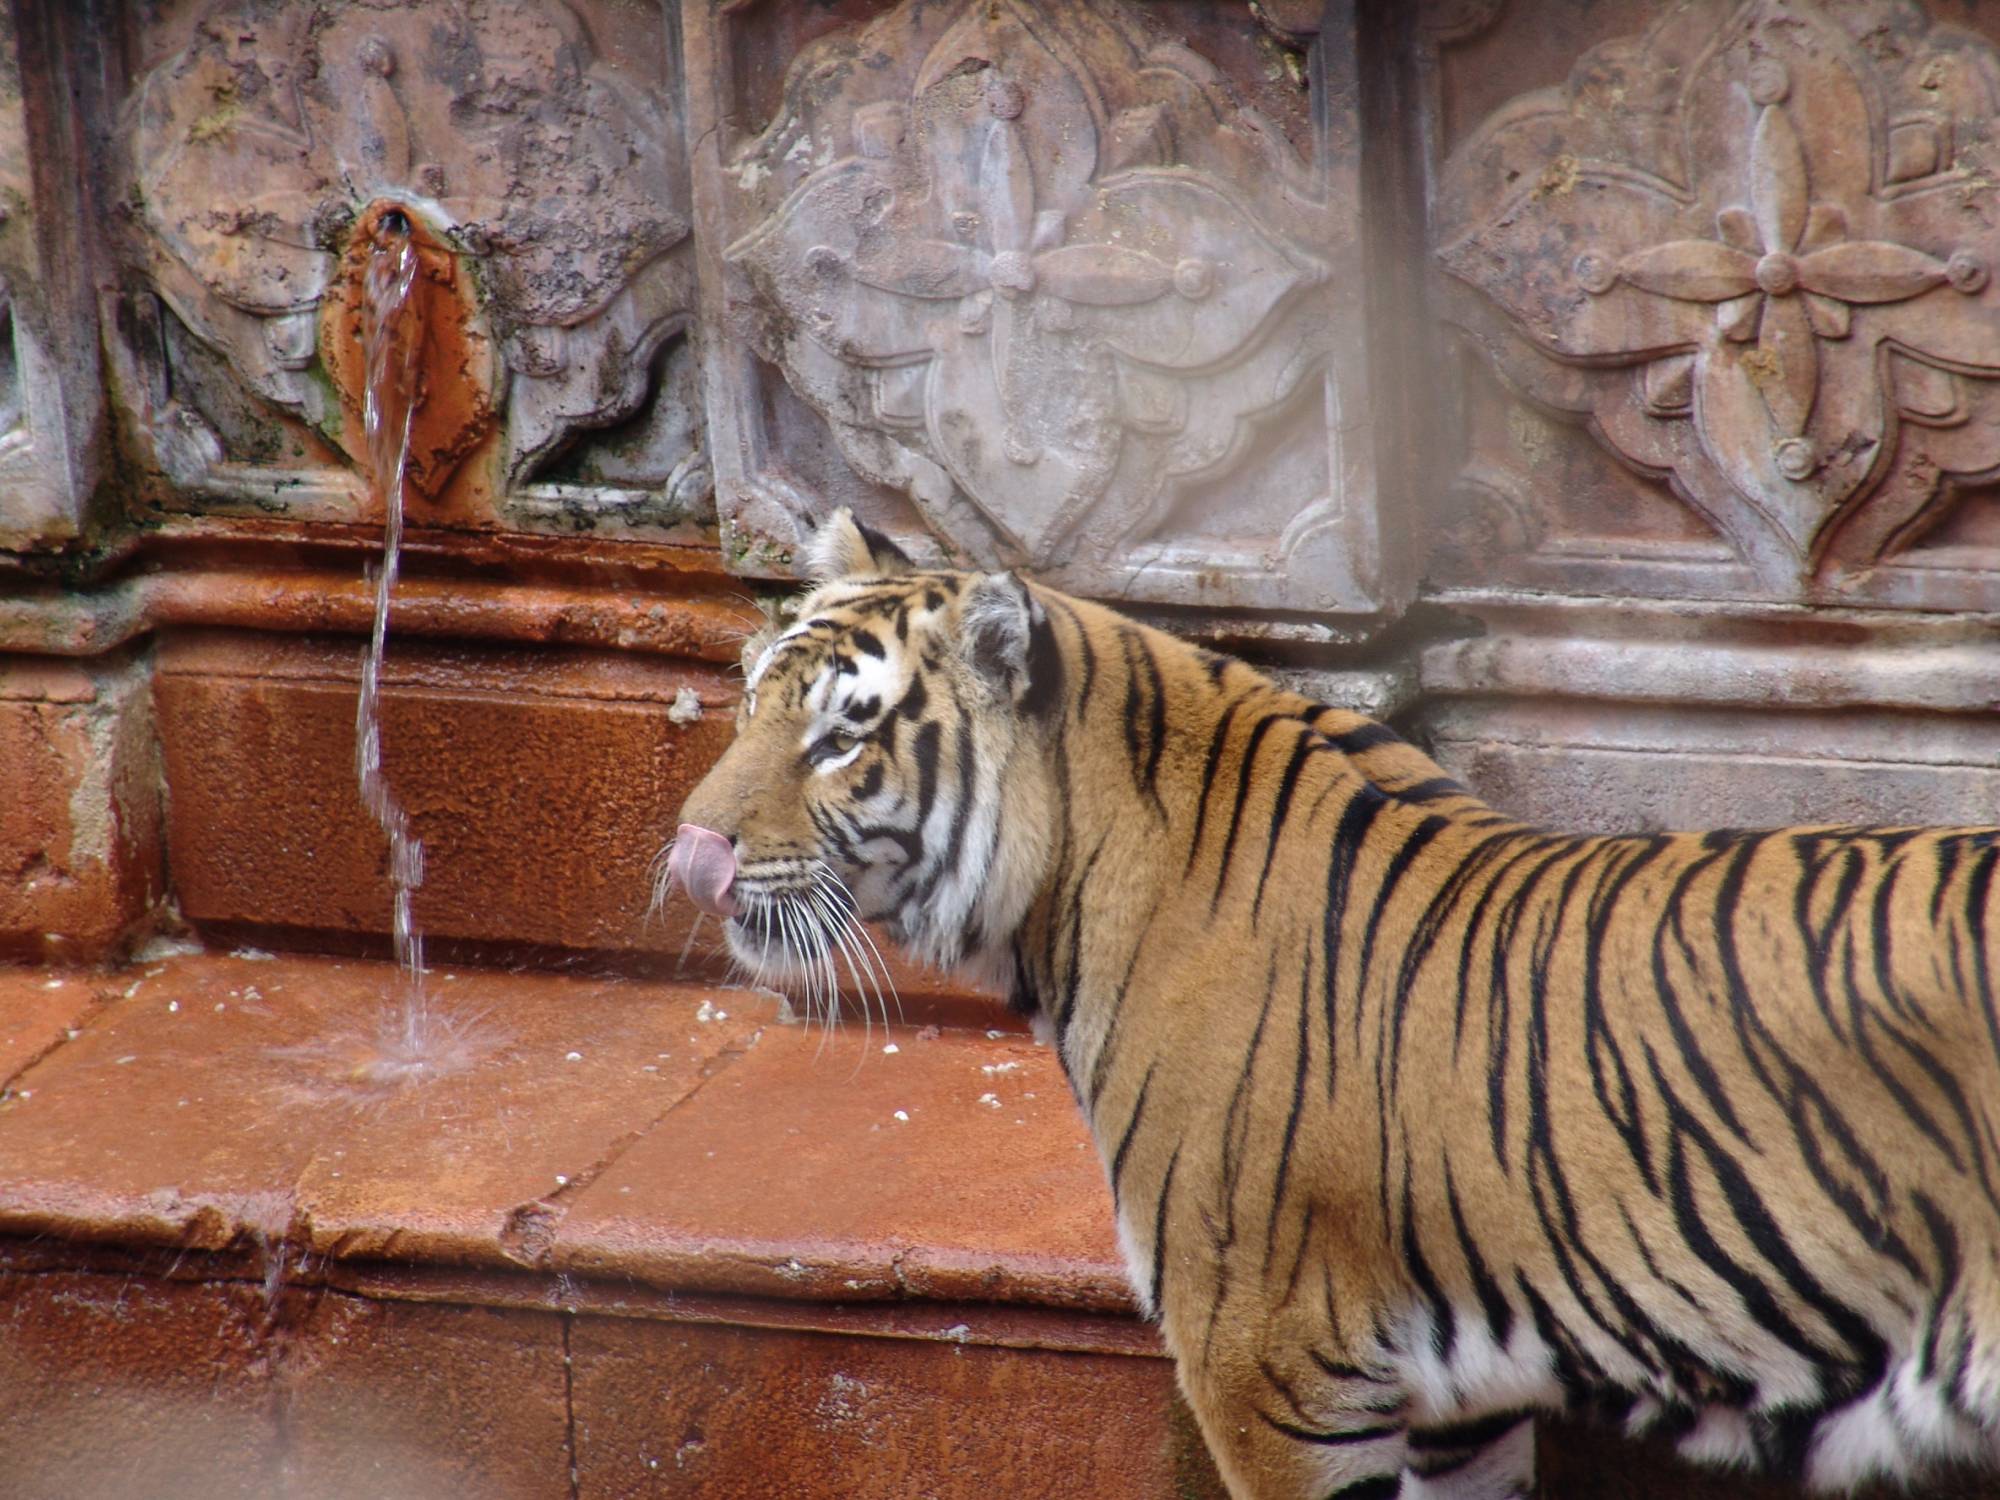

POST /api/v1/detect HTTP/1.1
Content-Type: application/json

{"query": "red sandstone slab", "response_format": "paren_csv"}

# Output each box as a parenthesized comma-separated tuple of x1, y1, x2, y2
(0, 966, 115, 1080)
(569, 1316, 1224, 1499)
(0, 953, 768, 1270)
(153, 630, 738, 957)
(554, 1021, 1136, 1312)
(281, 1294, 571, 1499)
(0, 1269, 280, 1497)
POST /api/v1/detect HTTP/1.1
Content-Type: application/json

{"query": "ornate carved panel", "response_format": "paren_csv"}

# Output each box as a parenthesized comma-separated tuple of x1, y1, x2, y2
(110, 0, 708, 538)
(0, 8, 107, 554)
(689, 0, 1419, 619)
(1433, 0, 2000, 603)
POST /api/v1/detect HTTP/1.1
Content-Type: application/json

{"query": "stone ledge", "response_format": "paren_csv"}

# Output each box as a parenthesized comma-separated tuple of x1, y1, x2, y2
(0, 954, 1117, 1313)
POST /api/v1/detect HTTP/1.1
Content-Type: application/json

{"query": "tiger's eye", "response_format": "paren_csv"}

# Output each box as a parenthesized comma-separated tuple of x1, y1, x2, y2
(807, 731, 860, 766)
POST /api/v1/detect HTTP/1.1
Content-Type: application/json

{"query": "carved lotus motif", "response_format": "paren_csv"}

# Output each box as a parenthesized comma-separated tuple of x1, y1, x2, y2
(1437, 0, 2000, 590)
(726, 0, 1323, 566)
(124, 0, 690, 495)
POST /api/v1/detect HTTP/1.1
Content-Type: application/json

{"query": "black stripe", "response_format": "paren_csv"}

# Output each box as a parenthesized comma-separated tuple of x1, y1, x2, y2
(1396, 776, 1469, 804)
(1184, 697, 1247, 875)
(1406, 1408, 1529, 1452)
(1326, 721, 1400, 755)
(1263, 960, 1315, 1276)
(1914, 1191, 1961, 1381)
(1251, 727, 1319, 925)
(1401, 1170, 1456, 1359)
(1579, 838, 1670, 1196)
(1368, 812, 1448, 1091)
(1322, 784, 1389, 1096)
(1210, 713, 1289, 913)
(1109, 1063, 1157, 1206)
(1650, 852, 1754, 1144)
(1149, 1143, 1181, 1315)
(1045, 596, 1096, 707)
(1136, 634, 1169, 795)
(1329, 1477, 1400, 1499)
(1445, 1161, 1513, 1347)
(1255, 1411, 1400, 1447)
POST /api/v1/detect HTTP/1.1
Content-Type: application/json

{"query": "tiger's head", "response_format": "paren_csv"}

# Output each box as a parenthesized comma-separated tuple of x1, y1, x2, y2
(667, 510, 1063, 1007)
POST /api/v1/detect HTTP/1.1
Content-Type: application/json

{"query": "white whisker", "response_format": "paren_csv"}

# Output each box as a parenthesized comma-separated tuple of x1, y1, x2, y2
(647, 836, 679, 922)
(810, 882, 877, 1044)
(676, 910, 708, 974)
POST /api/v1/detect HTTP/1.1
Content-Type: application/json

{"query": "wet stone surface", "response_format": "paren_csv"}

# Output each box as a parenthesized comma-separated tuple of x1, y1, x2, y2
(557, 1020, 1131, 1310)
(0, 953, 768, 1268)
(0, 952, 1124, 1306)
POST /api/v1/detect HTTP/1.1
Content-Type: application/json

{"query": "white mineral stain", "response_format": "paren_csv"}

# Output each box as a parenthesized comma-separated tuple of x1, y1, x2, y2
(667, 686, 703, 725)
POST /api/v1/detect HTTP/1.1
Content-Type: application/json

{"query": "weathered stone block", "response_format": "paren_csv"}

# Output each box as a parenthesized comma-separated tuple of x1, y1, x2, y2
(570, 1316, 1224, 1498)
(153, 629, 733, 955)
(0, 1270, 280, 1498)
(0, 654, 162, 962)
(111, 0, 706, 542)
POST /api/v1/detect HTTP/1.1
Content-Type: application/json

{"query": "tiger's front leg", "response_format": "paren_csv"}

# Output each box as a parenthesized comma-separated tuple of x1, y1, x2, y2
(1401, 1411, 1537, 1498)
(1163, 1318, 1410, 1500)
(1177, 1353, 1537, 1500)
(1179, 1373, 1407, 1500)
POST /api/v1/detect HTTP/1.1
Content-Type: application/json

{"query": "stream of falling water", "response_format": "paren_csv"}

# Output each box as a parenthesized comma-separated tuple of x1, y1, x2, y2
(352, 213, 438, 1081)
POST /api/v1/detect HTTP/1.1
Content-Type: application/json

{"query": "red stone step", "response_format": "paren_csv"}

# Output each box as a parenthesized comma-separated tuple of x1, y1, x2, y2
(0, 953, 1219, 1497)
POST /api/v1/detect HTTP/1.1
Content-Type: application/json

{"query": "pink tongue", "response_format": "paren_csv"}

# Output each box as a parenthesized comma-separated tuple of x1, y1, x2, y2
(670, 824, 739, 917)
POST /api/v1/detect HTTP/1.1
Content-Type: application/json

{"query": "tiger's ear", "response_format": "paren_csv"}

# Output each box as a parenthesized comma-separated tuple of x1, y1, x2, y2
(960, 572, 1060, 715)
(807, 507, 914, 582)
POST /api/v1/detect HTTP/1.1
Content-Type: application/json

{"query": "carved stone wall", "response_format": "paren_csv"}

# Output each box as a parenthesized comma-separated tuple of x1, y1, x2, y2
(686, 0, 1421, 617)
(0, 7, 107, 552)
(1417, 0, 2000, 834)
(111, 0, 708, 540)
(0, 0, 1991, 844)
(1429, 0, 2000, 610)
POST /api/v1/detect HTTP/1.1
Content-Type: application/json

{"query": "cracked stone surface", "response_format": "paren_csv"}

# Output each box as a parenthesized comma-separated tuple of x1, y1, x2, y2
(0, 954, 766, 1267)
(0, 967, 116, 1081)
(0, 952, 1127, 1309)
(557, 1021, 1131, 1311)
(569, 1316, 1210, 1499)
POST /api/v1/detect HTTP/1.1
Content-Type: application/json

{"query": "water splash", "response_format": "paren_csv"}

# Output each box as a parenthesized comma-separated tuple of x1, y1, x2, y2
(355, 210, 436, 1078)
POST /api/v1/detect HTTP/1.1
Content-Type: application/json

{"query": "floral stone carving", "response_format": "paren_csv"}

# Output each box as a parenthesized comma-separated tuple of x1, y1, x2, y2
(122, 0, 694, 512)
(1436, 0, 2000, 591)
(722, 0, 1328, 571)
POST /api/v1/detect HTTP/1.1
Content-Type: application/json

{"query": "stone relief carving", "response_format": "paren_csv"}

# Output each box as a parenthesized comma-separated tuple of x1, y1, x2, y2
(0, 8, 102, 552)
(715, 0, 1333, 580)
(1436, 0, 2000, 591)
(119, 0, 704, 524)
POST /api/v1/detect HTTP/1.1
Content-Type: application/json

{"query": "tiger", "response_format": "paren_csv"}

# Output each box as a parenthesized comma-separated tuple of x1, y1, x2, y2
(666, 508, 2000, 1500)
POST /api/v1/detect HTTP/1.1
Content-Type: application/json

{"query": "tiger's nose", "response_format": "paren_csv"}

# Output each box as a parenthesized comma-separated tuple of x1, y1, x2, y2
(669, 823, 739, 918)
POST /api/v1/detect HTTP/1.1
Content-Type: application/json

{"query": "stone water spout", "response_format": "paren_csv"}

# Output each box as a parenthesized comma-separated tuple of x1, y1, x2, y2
(324, 200, 499, 518)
